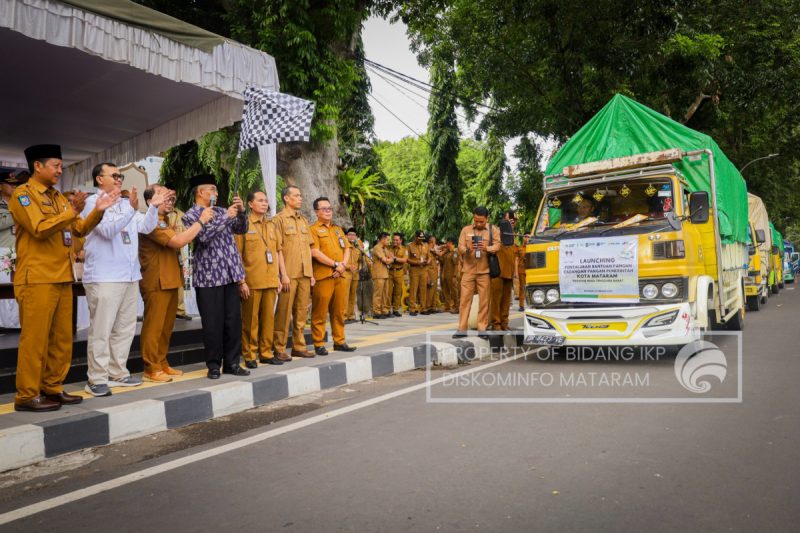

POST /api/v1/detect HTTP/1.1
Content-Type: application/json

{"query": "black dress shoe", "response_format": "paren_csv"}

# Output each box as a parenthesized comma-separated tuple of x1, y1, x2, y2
(259, 356, 284, 365)
(410, 312, 418, 316)
(393, 311, 402, 317)
(333, 343, 357, 352)
(518, 306, 524, 312)
(207, 368, 221, 379)
(14, 396, 61, 412)
(315, 346, 329, 356)
(477, 333, 490, 340)
(44, 391, 83, 405)
(452, 331, 467, 339)
(223, 366, 251, 376)
(176, 313, 193, 321)
(421, 310, 432, 315)
(244, 359, 258, 369)
(373, 314, 384, 319)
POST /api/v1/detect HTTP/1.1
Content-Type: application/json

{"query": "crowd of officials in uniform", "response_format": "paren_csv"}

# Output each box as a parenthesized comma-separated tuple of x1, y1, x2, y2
(4, 144, 528, 413)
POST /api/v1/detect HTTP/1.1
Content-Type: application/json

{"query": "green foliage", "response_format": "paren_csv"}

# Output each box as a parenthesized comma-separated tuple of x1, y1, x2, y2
(465, 132, 510, 220)
(424, 51, 464, 239)
(509, 136, 545, 235)
(376, 136, 489, 239)
(338, 166, 391, 235)
(224, 0, 369, 142)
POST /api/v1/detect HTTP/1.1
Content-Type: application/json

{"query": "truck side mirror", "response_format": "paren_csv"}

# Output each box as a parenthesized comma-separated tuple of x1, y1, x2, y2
(688, 191, 709, 224)
(748, 244, 756, 256)
(772, 245, 781, 254)
(755, 229, 766, 244)
(792, 252, 800, 262)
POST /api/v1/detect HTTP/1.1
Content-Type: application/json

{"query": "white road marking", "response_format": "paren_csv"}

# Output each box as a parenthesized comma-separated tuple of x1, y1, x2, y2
(0, 347, 537, 525)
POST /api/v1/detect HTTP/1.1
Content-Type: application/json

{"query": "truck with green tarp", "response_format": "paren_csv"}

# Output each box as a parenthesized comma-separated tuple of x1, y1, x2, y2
(523, 94, 749, 348)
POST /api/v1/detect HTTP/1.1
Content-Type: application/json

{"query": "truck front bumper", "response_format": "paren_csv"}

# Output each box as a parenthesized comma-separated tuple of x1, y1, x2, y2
(523, 302, 700, 346)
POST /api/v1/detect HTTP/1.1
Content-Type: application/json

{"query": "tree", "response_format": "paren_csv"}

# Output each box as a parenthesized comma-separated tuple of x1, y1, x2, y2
(509, 135, 545, 235)
(465, 132, 510, 221)
(423, 51, 463, 239)
(337, 166, 390, 235)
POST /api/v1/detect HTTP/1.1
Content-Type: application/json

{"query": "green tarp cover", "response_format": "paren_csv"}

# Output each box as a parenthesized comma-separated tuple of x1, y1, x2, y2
(769, 222, 783, 252)
(61, 0, 225, 53)
(545, 94, 748, 244)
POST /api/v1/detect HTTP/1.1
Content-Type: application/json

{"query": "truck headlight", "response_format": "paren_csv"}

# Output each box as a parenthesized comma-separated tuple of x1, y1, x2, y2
(532, 290, 545, 305)
(546, 288, 560, 303)
(661, 282, 679, 299)
(526, 315, 554, 329)
(644, 310, 679, 328)
(642, 284, 658, 299)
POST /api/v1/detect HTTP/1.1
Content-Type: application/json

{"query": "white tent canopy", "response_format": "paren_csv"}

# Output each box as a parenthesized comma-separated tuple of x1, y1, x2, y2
(0, 0, 279, 191)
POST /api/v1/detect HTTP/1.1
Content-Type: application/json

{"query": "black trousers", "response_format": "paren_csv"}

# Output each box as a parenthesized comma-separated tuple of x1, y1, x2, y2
(195, 283, 242, 371)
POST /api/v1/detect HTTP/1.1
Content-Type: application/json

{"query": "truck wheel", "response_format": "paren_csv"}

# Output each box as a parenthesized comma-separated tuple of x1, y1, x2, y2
(771, 283, 779, 295)
(746, 295, 761, 312)
(726, 306, 745, 331)
(760, 292, 767, 305)
(779, 280, 785, 289)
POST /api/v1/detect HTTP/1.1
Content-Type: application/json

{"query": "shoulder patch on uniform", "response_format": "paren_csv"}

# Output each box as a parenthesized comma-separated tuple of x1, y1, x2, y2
(18, 195, 31, 207)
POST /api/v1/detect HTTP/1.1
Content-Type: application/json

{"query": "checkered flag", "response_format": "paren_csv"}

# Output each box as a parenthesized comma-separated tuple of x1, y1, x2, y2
(238, 88, 315, 152)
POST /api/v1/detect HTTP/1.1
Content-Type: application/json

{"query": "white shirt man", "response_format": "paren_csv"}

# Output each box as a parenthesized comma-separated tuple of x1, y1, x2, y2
(80, 163, 164, 396)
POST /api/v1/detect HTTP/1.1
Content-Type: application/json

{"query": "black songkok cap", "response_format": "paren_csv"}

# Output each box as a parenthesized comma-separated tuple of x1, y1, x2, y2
(24, 144, 62, 164)
(189, 174, 216, 188)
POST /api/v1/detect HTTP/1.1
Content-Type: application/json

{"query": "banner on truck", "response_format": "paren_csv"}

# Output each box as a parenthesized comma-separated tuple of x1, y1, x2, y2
(559, 236, 639, 303)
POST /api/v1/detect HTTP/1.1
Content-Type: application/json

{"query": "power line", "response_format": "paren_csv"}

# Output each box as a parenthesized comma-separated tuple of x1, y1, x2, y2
(367, 64, 481, 125)
(364, 58, 503, 115)
(367, 92, 429, 142)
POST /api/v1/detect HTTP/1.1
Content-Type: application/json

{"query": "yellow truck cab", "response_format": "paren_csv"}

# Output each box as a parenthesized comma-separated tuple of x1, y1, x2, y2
(745, 194, 771, 310)
(523, 95, 749, 349)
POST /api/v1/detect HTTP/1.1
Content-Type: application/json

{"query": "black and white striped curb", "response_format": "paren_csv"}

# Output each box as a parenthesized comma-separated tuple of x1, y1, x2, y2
(0, 334, 524, 472)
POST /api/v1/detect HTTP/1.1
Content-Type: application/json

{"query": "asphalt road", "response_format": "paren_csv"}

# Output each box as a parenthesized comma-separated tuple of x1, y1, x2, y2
(1, 287, 799, 532)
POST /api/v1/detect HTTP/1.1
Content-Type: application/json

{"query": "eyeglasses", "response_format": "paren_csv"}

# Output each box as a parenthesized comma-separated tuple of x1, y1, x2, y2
(316, 207, 333, 212)
(103, 173, 124, 181)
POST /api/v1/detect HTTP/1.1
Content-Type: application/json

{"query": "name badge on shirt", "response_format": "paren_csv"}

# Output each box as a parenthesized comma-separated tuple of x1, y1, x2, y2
(266, 250, 274, 264)
(338, 237, 345, 249)
(62, 230, 72, 246)
(121, 231, 131, 245)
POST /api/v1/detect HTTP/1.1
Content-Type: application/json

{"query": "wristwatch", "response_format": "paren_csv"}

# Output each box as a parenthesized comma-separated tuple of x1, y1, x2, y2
(333, 261, 339, 269)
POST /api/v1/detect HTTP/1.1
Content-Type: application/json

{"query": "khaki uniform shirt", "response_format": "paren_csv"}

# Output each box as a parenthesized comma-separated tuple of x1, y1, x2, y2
(407, 241, 430, 268)
(345, 239, 363, 280)
(9, 180, 103, 285)
(310, 220, 350, 281)
(273, 207, 313, 279)
(235, 213, 279, 290)
(371, 242, 390, 279)
(458, 224, 501, 276)
(441, 249, 459, 279)
(389, 244, 407, 273)
(139, 215, 181, 292)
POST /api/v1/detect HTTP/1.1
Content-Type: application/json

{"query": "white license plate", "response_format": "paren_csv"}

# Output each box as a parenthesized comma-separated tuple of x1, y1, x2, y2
(527, 334, 565, 346)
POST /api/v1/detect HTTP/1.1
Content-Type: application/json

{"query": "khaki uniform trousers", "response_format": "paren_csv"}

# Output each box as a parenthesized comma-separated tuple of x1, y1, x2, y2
(408, 266, 427, 313)
(177, 284, 187, 315)
(458, 273, 491, 332)
(241, 287, 278, 361)
(274, 277, 311, 354)
(490, 277, 514, 330)
(441, 276, 459, 312)
(389, 269, 405, 312)
(312, 276, 347, 346)
(15, 283, 73, 402)
(372, 278, 390, 315)
(345, 276, 357, 320)
(141, 288, 179, 374)
(425, 276, 437, 311)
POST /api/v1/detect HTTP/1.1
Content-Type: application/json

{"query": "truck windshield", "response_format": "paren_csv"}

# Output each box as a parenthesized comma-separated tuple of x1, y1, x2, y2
(535, 179, 675, 237)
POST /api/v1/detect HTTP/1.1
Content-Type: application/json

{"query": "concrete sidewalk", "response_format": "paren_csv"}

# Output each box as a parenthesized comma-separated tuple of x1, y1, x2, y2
(0, 311, 524, 472)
